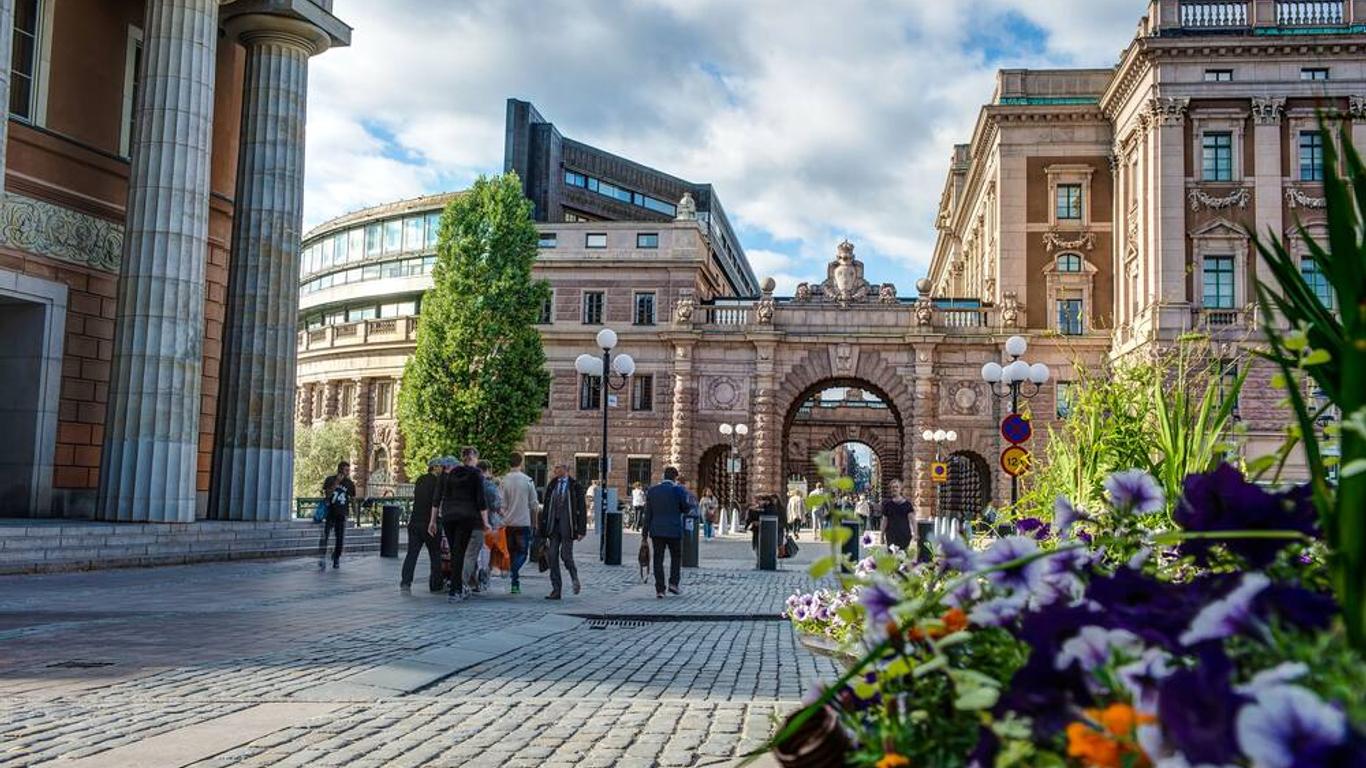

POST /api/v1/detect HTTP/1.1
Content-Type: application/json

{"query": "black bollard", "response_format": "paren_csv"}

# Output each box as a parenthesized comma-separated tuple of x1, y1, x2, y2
(915, 520, 935, 563)
(758, 515, 779, 571)
(840, 518, 861, 573)
(604, 509, 623, 566)
(380, 504, 401, 558)
(682, 514, 701, 568)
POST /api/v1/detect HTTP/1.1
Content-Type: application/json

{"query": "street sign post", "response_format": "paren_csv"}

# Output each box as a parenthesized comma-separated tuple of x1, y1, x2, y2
(1000, 445, 1030, 477)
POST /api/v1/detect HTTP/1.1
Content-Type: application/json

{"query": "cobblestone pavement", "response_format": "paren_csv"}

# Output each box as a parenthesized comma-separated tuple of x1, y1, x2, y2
(0, 530, 841, 767)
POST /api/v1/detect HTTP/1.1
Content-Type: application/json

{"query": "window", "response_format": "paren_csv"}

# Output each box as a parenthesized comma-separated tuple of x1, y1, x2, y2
(425, 213, 441, 249)
(524, 455, 549, 497)
(10, 0, 44, 121)
(311, 390, 324, 420)
(1057, 253, 1082, 273)
(379, 301, 417, 318)
(339, 383, 356, 418)
(1204, 69, 1233, 82)
(538, 232, 557, 248)
(586, 233, 607, 249)
(1301, 68, 1329, 81)
(332, 232, 348, 264)
(1056, 184, 1082, 220)
(631, 375, 654, 412)
(403, 217, 424, 252)
(564, 211, 592, 223)
(575, 456, 601, 485)
(119, 26, 143, 156)
(537, 293, 554, 324)
(346, 305, 377, 323)
(633, 293, 655, 326)
(582, 291, 604, 325)
(366, 224, 382, 257)
(565, 171, 587, 187)
(1301, 257, 1335, 309)
(375, 381, 394, 417)
(1056, 382, 1075, 419)
(1202, 133, 1234, 181)
(579, 375, 601, 410)
(1299, 132, 1324, 182)
(1202, 255, 1235, 309)
(383, 220, 402, 253)
(628, 457, 653, 488)
(320, 236, 335, 268)
(1057, 299, 1084, 336)
(636, 233, 659, 249)
(348, 229, 364, 263)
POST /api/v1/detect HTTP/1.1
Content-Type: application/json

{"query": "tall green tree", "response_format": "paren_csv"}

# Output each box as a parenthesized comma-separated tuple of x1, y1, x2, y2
(293, 418, 359, 498)
(398, 174, 550, 475)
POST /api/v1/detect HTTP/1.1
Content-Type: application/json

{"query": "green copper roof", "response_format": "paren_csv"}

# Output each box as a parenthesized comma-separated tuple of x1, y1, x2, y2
(997, 97, 1100, 106)
(1252, 24, 1366, 35)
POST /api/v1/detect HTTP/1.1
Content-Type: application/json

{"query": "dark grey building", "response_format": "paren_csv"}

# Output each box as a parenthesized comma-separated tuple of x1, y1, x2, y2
(504, 98, 758, 297)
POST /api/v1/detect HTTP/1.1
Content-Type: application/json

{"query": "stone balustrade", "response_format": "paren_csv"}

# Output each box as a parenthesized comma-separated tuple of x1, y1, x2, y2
(296, 317, 418, 352)
(1152, 0, 1358, 31)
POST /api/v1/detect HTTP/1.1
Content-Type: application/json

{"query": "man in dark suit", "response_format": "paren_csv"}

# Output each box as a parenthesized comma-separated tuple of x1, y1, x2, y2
(400, 456, 445, 593)
(645, 466, 691, 598)
(538, 462, 586, 599)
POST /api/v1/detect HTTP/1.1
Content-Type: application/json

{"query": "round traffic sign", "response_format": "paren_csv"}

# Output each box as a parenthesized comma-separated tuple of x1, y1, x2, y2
(1000, 446, 1031, 477)
(1000, 413, 1032, 444)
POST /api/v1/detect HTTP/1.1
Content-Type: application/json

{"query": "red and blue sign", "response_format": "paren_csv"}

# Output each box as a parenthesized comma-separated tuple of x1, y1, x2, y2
(1000, 413, 1032, 444)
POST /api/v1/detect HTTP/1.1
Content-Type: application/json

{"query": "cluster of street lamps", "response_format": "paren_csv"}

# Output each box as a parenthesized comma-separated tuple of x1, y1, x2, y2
(980, 335, 1051, 507)
(575, 328, 633, 563)
(719, 422, 749, 533)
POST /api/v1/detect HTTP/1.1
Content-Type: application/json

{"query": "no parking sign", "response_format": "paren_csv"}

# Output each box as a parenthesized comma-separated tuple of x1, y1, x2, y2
(1000, 413, 1032, 444)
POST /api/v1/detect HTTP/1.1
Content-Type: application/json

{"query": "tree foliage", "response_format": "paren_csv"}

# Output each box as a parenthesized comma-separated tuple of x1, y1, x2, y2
(398, 174, 550, 476)
(293, 418, 359, 498)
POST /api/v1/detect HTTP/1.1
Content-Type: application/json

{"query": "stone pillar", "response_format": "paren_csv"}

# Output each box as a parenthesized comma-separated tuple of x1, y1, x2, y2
(210, 13, 333, 521)
(1251, 98, 1284, 302)
(667, 342, 696, 471)
(1150, 98, 1190, 336)
(97, 0, 220, 523)
(1350, 97, 1366, 160)
(911, 353, 938, 517)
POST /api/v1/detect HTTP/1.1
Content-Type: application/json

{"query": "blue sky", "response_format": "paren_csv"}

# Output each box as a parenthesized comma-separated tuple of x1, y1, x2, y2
(304, 1, 1141, 294)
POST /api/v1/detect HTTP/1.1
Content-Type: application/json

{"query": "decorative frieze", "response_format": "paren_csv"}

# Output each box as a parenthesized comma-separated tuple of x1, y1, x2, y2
(1043, 230, 1096, 252)
(0, 192, 122, 272)
(1251, 97, 1285, 126)
(1187, 187, 1251, 212)
(1285, 187, 1326, 210)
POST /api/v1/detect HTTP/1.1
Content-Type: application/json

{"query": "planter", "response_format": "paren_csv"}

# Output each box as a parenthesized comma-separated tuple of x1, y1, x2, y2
(772, 705, 850, 768)
(798, 633, 861, 667)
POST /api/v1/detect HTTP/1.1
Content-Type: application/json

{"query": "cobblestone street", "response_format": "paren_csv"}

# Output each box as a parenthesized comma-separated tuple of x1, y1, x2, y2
(0, 531, 839, 767)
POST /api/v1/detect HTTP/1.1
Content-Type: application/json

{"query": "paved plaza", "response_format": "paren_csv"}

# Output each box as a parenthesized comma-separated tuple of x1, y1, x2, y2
(0, 530, 840, 767)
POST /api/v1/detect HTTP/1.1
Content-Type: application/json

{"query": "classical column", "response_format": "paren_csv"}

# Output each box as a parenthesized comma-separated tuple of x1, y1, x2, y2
(210, 12, 334, 521)
(667, 342, 696, 471)
(1251, 98, 1285, 303)
(1150, 97, 1190, 336)
(1351, 97, 1366, 163)
(97, 0, 220, 523)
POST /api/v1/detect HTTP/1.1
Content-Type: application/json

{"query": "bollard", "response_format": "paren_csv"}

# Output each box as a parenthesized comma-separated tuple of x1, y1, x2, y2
(757, 515, 779, 571)
(915, 520, 935, 563)
(840, 518, 861, 572)
(380, 504, 401, 558)
(603, 508, 623, 566)
(682, 514, 701, 568)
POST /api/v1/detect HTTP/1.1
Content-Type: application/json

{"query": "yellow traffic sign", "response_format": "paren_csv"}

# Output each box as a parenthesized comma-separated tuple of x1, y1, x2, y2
(1000, 446, 1031, 477)
(930, 462, 949, 484)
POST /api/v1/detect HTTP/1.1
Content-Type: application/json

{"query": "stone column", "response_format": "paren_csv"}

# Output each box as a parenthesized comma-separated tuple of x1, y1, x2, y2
(1350, 97, 1366, 161)
(911, 353, 938, 517)
(667, 342, 696, 471)
(1150, 98, 1190, 336)
(97, 0, 220, 523)
(210, 13, 333, 521)
(1251, 98, 1284, 304)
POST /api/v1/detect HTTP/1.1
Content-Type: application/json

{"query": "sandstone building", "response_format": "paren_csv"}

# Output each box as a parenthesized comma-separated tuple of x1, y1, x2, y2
(0, 0, 348, 521)
(299, 0, 1365, 517)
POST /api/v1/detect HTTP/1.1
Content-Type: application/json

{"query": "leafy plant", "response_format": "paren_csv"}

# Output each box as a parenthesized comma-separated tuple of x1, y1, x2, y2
(397, 174, 551, 475)
(293, 418, 359, 498)
(1251, 124, 1366, 651)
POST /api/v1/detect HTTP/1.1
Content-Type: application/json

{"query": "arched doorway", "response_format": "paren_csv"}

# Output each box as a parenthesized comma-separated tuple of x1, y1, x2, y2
(698, 444, 748, 512)
(938, 450, 991, 524)
(782, 382, 904, 500)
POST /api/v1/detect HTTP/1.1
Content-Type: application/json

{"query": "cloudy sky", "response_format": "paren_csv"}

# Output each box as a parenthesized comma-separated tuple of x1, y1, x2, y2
(304, 1, 1142, 294)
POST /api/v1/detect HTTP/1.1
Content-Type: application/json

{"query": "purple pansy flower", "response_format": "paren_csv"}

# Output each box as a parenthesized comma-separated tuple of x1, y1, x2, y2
(858, 581, 900, 626)
(1180, 573, 1271, 646)
(1105, 469, 1165, 514)
(968, 594, 1027, 627)
(1155, 647, 1246, 764)
(1055, 625, 1145, 673)
(1177, 464, 1319, 567)
(1235, 663, 1308, 696)
(1236, 685, 1347, 768)
(1117, 647, 1172, 712)
(1085, 568, 1229, 651)
(1053, 496, 1081, 538)
(979, 536, 1046, 593)
(1015, 517, 1052, 541)
(933, 533, 978, 572)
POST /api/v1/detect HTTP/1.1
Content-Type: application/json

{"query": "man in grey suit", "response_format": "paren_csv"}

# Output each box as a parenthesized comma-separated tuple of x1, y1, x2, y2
(538, 463, 586, 600)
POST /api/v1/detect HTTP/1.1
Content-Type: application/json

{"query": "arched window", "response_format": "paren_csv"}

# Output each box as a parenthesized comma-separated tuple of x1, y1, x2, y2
(1057, 253, 1083, 273)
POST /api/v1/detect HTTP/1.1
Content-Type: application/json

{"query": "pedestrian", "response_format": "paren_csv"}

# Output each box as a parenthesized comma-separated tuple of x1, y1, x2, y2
(400, 457, 445, 592)
(786, 489, 805, 540)
(500, 454, 540, 595)
(538, 463, 586, 600)
(318, 461, 355, 570)
(745, 499, 763, 551)
(435, 447, 489, 602)
(880, 479, 915, 552)
(585, 477, 599, 531)
(475, 460, 505, 592)
(699, 488, 719, 540)
(630, 482, 647, 531)
(855, 494, 872, 530)
(644, 466, 690, 598)
(810, 483, 827, 536)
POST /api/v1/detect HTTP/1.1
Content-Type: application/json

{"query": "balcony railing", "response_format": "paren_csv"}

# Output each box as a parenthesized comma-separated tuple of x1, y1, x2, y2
(700, 305, 751, 327)
(297, 317, 419, 351)
(1277, 1, 1344, 25)
(935, 308, 991, 328)
(1181, 1, 1250, 28)
(1193, 307, 1249, 330)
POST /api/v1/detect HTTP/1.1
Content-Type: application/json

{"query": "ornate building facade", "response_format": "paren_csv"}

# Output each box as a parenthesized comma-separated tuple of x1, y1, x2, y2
(0, 0, 349, 520)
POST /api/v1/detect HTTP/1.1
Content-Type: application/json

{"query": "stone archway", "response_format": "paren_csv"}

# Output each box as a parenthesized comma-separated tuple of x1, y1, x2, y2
(697, 443, 748, 512)
(938, 450, 992, 523)
(780, 377, 907, 500)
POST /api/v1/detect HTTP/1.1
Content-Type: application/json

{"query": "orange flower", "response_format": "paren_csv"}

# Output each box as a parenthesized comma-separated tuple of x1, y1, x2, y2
(1066, 704, 1154, 768)
(942, 607, 968, 633)
(1094, 703, 1154, 738)
(876, 753, 910, 768)
(1066, 722, 1122, 767)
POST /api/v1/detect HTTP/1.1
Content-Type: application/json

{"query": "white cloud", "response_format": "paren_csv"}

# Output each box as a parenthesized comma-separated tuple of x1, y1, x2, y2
(307, 1, 1138, 285)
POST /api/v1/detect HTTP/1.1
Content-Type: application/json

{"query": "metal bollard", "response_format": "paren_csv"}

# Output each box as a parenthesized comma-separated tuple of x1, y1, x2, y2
(603, 509, 623, 566)
(757, 515, 779, 571)
(682, 515, 701, 568)
(915, 520, 935, 563)
(380, 504, 401, 558)
(840, 518, 861, 572)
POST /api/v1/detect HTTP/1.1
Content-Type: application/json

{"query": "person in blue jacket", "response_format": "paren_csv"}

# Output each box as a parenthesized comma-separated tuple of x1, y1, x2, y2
(644, 466, 691, 598)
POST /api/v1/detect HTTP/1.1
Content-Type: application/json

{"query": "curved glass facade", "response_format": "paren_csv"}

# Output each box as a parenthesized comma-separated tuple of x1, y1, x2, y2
(300, 209, 443, 289)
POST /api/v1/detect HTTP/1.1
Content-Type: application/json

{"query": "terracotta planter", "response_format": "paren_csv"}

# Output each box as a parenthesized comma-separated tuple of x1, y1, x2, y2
(772, 705, 850, 768)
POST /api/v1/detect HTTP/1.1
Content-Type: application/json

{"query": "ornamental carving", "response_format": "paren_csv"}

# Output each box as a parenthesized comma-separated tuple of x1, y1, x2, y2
(1285, 187, 1326, 210)
(793, 240, 884, 307)
(1251, 97, 1285, 126)
(1146, 97, 1189, 127)
(878, 283, 897, 304)
(1042, 230, 1096, 252)
(0, 193, 123, 273)
(949, 381, 981, 415)
(1187, 187, 1250, 212)
(756, 276, 776, 324)
(831, 343, 857, 376)
(674, 192, 697, 221)
(913, 295, 934, 327)
(1349, 96, 1366, 119)
(1000, 291, 1022, 328)
(673, 294, 696, 323)
(701, 375, 747, 412)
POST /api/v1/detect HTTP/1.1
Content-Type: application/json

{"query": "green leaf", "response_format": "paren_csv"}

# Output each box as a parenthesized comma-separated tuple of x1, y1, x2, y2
(1303, 349, 1333, 366)
(954, 686, 1000, 711)
(913, 655, 948, 677)
(1342, 459, 1366, 479)
(833, 476, 855, 492)
(808, 556, 836, 580)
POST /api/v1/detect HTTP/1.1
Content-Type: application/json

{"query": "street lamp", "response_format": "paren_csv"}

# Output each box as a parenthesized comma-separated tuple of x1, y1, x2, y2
(719, 422, 750, 533)
(922, 428, 958, 537)
(980, 335, 1050, 508)
(575, 328, 634, 562)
